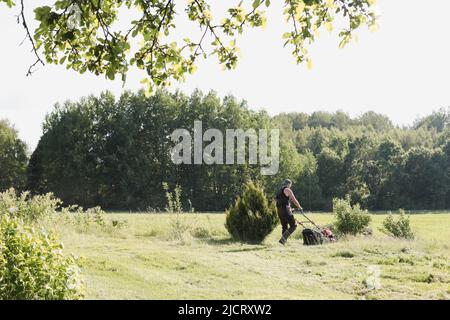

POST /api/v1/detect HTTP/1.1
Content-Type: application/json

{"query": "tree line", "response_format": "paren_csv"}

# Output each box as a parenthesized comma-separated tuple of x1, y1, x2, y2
(1, 90, 449, 211)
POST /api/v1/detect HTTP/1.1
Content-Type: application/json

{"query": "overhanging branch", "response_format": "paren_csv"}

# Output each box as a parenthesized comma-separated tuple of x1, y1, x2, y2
(18, 0, 45, 76)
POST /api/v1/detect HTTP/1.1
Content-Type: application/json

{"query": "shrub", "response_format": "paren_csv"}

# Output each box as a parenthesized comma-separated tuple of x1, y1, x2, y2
(169, 213, 191, 241)
(162, 182, 183, 213)
(225, 182, 278, 244)
(332, 251, 355, 258)
(191, 226, 211, 239)
(61, 205, 123, 233)
(0, 188, 61, 222)
(0, 216, 84, 300)
(333, 195, 371, 235)
(381, 209, 415, 239)
(86, 206, 106, 228)
(0, 191, 111, 232)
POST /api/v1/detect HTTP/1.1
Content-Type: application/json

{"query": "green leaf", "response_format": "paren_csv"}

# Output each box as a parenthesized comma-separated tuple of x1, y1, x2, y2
(106, 69, 115, 80)
(252, 0, 261, 9)
(1, 0, 15, 8)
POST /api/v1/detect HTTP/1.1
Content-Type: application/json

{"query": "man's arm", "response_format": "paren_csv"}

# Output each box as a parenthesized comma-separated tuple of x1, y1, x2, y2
(284, 188, 303, 210)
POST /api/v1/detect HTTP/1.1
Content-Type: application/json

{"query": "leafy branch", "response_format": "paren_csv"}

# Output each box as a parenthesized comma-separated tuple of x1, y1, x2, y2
(2, 0, 379, 93)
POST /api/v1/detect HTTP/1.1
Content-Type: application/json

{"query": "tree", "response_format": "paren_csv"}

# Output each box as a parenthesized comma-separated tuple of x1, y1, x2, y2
(264, 141, 303, 193)
(317, 147, 345, 204)
(358, 111, 394, 131)
(27, 90, 450, 211)
(291, 112, 310, 131)
(307, 127, 331, 155)
(443, 140, 450, 208)
(294, 151, 325, 210)
(331, 110, 353, 130)
(2, 0, 378, 94)
(372, 139, 404, 209)
(400, 147, 448, 209)
(27, 95, 105, 206)
(0, 120, 28, 192)
(308, 111, 333, 128)
(28, 89, 275, 211)
(28, 90, 180, 209)
(341, 135, 377, 207)
(413, 107, 449, 133)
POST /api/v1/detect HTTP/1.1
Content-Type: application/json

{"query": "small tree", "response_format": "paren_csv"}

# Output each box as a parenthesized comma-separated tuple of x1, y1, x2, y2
(381, 209, 415, 239)
(225, 182, 278, 244)
(0, 120, 28, 192)
(333, 195, 371, 235)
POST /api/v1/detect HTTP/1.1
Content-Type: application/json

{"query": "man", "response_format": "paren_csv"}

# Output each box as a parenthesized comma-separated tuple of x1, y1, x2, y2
(276, 179, 303, 245)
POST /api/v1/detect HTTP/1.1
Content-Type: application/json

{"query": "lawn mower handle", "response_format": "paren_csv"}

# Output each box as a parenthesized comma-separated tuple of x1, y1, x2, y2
(292, 208, 323, 232)
(294, 218, 304, 227)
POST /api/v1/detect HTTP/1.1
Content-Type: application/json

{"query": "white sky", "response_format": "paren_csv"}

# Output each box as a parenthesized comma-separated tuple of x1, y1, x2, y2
(1, 0, 450, 151)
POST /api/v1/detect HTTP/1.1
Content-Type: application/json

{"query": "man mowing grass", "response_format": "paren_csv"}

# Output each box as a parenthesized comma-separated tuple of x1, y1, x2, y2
(276, 179, 303, 245)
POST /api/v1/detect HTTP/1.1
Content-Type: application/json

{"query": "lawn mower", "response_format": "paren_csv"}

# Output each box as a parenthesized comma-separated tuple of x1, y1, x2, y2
(292, 208, 336, 245)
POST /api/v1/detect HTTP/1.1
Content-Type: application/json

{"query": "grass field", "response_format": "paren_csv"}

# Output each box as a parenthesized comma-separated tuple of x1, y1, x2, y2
(45, 212, 450, 300)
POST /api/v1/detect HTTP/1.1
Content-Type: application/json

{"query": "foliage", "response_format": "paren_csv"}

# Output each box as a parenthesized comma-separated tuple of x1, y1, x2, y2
(0, 215, 84, 300)
(0, 188, 61, 222)
(0, 120, 28, 192)
(3, 0, 377, 93)
(28, 90, 269, 211)
(0, 0, 14, 8)
(413, 107, 449, 133)
(169, 212, 194, 244)
(333, 195, 371, 235)
(400, 147, 448, 209)
(0, 188, 118, 233)
(292, 151, 325, 210)
(359, 111, 394, 131)
(162, 182, 183, 213)
(381, 209, 415, 239)
(69, 206, 107, 229)
(58, 205, 125, 233)
(225, 182, 278, 243)
(26, 90, 450, 212)
(277, 110, 449, 211)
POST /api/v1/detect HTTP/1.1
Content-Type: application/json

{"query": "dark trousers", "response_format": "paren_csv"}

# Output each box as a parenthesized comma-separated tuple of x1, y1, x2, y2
(277, 205, 297, 237)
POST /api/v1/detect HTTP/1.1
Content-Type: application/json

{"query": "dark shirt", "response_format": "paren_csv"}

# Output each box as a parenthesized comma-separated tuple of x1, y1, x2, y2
(276, 186, 290, 207)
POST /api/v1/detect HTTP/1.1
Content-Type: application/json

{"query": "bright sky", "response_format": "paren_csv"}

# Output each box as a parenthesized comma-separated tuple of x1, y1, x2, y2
(1, 0, 449, 151)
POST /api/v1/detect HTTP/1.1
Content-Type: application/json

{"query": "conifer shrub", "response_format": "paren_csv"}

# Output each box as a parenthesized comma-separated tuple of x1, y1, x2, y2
(225, 182, 278, 244)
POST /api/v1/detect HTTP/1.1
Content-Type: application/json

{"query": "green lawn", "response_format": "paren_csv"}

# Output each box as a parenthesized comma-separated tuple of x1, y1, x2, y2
(48, 212, 450, 300)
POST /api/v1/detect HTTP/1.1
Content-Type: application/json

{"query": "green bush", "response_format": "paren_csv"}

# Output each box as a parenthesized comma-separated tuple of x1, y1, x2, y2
(382, 209, 415, 239)
(0, 215, 84, 300)
(225, 182, 278, 244)
(333, 195, 371, 235)
(0, 188, 61, 222)
(0, 189, 114, 232)
(59, 205, 125, 233)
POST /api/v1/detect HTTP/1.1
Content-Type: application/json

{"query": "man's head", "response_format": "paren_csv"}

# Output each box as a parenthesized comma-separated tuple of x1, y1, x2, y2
(282, 178, 292, 188)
